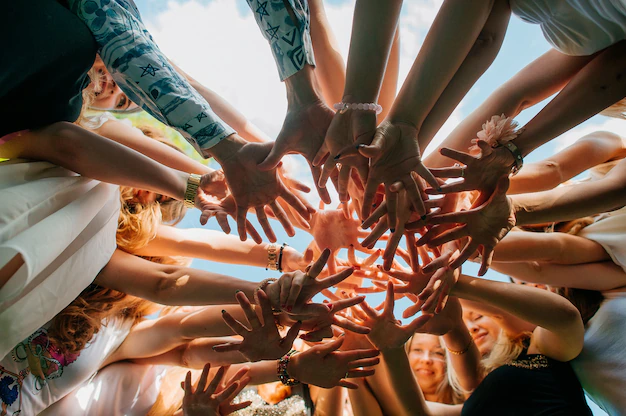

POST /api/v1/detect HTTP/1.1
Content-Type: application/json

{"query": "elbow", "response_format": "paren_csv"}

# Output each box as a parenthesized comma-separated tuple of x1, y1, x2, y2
(467, 27, 504, 63)
(42, 122, 85, 167)
(151, 266, 190, 304)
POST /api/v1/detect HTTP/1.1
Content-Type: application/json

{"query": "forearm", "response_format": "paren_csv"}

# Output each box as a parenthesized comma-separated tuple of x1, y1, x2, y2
(418, 0, 509, 150)
(29, 122, 187, 199)
(342, 0, 403, 103)
(347, 379, 384, 416)
(424, 49, 590, 168)
(515, 40, 626, 157)
(312, 386, 345, 416)
(95, 119, 213, 175)
(493, 231, 609, 264)
(380, 347, 430, 416)
(453, 274, 580, 335)
(512, 160, 626, 224)
(389, 0, 497, 136)
(442, 325, 482, 391)
(377, 28, 400, 121)
(134, 225, 271, 268)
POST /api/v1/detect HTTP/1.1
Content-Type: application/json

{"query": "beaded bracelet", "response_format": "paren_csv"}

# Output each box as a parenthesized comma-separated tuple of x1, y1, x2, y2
(333, 102, 383, 115)
(253, 277, 277, 306)
(277, 349, 301, 386)
(266, 243, 279, 271)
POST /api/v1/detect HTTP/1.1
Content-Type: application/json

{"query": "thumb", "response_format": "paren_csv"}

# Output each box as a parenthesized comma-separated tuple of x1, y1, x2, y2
(258, 141, 287, 171)
(494, 175, 511, 195)
(358, 129, 385, 158)
(406, 313, 433, 332)
(282, 321, 303, 349)
(315, 335, 345, 356)
(476, 139, 493, 157)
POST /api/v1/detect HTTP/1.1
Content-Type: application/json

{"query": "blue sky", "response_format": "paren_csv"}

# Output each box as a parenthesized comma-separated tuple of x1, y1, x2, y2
(133, 2, 616, 413)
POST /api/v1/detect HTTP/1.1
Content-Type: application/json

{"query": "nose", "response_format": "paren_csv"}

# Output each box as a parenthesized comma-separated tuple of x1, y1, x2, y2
(418, 351, 433, 364)
(466, 320, 480, 333)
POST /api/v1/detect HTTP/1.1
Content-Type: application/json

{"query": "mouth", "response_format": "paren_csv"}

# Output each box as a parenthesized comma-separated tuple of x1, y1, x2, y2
(414, 368, 435, 376)
(473, 332, 488, 344)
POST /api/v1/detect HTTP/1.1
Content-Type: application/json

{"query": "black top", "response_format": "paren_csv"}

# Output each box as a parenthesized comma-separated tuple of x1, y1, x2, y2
(0, 0, 97, 136)
(462, 352, 592, 416)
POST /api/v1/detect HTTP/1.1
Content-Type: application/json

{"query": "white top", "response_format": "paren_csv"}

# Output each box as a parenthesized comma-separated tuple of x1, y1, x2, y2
(0, 318, 131, 415)
(0, 159, 120, 358)
(510, 0, 626, 55)
(572, 290, 626, 415)
(41, 362, 166, 416)
(579, 205, 626, 273)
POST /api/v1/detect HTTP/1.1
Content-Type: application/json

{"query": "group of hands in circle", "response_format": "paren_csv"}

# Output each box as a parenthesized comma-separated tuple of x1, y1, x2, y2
(181, 103, 521, 415)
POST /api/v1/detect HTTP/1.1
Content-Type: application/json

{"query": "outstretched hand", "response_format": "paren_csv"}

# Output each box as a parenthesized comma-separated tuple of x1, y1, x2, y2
(182, 364, 251, 416)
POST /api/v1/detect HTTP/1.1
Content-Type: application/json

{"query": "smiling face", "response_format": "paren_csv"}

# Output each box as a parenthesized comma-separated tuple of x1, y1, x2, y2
(407, 334, 447, 395)
(462, 308, 502, 356)
(89, 56, 139, 111)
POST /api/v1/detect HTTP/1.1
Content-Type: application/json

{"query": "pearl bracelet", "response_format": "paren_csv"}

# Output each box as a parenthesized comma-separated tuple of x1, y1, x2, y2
(333, 102, 383, 115)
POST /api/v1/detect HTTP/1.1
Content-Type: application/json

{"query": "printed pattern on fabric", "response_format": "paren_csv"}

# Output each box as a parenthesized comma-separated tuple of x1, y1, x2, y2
(247, 0, 315, 81)
(0, 328, 80, 416)
(68, 0, 235, 153)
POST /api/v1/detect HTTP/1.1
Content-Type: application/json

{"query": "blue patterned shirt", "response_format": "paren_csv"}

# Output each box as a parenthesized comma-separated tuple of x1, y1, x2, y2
(68, 0, 235, 156)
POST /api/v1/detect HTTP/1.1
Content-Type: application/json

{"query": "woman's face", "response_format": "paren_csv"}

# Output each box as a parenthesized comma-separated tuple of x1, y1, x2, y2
(90, 57, 139, 111)
(131, 189, 171, 205)
(462, 308, 501, 356)
(407, 334, 446, 394)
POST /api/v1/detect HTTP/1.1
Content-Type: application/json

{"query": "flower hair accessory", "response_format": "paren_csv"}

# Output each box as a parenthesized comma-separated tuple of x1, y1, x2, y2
(469, 114, 521, 156)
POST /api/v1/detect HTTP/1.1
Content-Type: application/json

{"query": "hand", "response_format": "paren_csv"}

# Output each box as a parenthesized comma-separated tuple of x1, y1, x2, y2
(418, 177, 515, 274)
(214, 290, 302, 361)
(319, 109, 375, 202)
(197, 194, 262, 243)
(354, 282, 432, 350)
(182, 364, 251, 416)
(427, 140, 516, 196)
(198, 170, 228, 199)
(414, 297, 463, 336)
(265, 248, 357, 315)
(258, 100, 336, 204)
(356, 121, 439, 222)
(288, 335, 380, 389)
(281, 246, 314, 273)
(212, 138, 315, 242)
(409, 265, 460, 317)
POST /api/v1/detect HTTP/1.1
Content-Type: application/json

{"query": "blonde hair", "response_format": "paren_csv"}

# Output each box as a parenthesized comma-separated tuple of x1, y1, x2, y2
(600, 97, 626, 120)
(406, 334, 464, 405)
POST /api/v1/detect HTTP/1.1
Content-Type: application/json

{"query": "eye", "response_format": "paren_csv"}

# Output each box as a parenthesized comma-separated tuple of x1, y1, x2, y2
(116, 94, 128, 109)
(434, 351, 445, 357)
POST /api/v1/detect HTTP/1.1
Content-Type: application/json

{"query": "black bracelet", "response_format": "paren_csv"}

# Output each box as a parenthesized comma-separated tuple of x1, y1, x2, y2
(277, 243, 287, 273)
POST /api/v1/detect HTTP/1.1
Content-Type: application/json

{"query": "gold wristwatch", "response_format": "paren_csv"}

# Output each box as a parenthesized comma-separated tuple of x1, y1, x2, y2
(184, 174, 202, 208)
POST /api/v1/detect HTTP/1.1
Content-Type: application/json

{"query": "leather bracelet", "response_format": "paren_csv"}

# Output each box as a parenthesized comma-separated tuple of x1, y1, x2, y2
(446, 337, 474, 356)
(277, 243, 287, 273)
(277, 349, 301, 386)
(183, 174, 202, 208)
(498, 141, 524, 175)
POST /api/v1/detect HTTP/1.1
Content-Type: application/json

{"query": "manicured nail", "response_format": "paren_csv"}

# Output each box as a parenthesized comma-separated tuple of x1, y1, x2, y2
(334, 154, 342, 160)
(356, 144, 366, 149)
(372, 203, 377, 207)
(327, 304, 334, 312)
(281, 304, 286, 309)
(297, 320, 302, 324)
(221, 309, 226, 314)
(340, 332, 345, 337)
(421, 215, 427, 220)
(212, 345, 217, 351)
(437, 187, 443, 192)
(235, 290, 242, 293)
(286, 306, 293, 312)
(390, 228, 395, 233)
(300, 334, 310, 340)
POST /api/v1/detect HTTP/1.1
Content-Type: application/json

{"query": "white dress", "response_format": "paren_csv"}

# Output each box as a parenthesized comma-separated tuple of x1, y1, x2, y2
(572, 289, 626, 416)
(578, 205, 626, 273)
(0, 317, 132, 415)
(40, 362, 167, 416)
(0, 159, 120, 358)
(510, 0, 626, 55)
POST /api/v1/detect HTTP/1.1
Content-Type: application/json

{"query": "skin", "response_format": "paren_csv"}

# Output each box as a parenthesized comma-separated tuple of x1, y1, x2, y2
(90, 57, 139, 111)
(461, 308, 501, 356)
(407, 334, 447, 402)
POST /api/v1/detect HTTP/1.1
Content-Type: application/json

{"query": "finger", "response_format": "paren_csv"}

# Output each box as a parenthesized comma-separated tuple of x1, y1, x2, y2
(286, 273, 306, 310)
(184, 371, 193, 395)
(321, 288, 341, 301)
(318, 267, 355, 289)
(426, 181, 470, 195)
(405, 175, 426, 216)
(212, 341, 243, 353)
(439, 147, 475, 165)
(338, 348, 380, 361)
(448, 240, 479, 270)
(346, 369, 376, 378)
(353, 286, 386, 294)
(361, 200, 388, 229)
(405, 313, 433, 332)
(309, 248, 331, 278)
(479, 248, 495, 276)
(385, 186, 398, 232)
(234, 291, 261, 329)
(332, 296, 366, 312)
(227, 400, 253, 413)
(270, 201, 295, 237)
(414, 162, 440, 192)
(383, 229, 404, 271)
(382, 281, 395, 318)
(338, 380, 360, 389)
(359, 300, 379, 319)
(333, 315, 371, 334)
(280, 187, 313, 221)
(428, 226, 470, 247)
(301, 326, 334, 342)
(361, 177, 379, 220)
(312, 143, 330, 167)
(402, 302, 422, 319)
(285, 176, 311, 193)
(213, 381, 239, 403)
(348, 357, 381, 369)
(319, 156, 337, 189)
(281, 320, 302, 349)
(362, 249, 382, 267)
(255, 207, 277, 243)
(256, 289, 275, 327)
(215, 212, 232, 235)
(361, 218, 389, 249)
(347, 244, 358, 266)
(315, 336, 344, 356)
(221, 310, 249, 336)
(258, 142, 287, 171)
(428, 166, 465, 178)
(338, 166, 351, 203)
(245, 219, 263, 244)
(236, 207, 248, 242)
(310, 164, 332, 204)
(206, 366, 226, 396)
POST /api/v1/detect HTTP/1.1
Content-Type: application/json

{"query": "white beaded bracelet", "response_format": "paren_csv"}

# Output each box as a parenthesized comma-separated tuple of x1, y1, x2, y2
(333, 102, 383, 115)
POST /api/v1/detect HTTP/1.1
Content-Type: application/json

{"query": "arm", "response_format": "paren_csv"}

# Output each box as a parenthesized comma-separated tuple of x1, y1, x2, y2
(512, 157, 626, 225)
(442, 322, 483, 393)
(347, 378, 384, 416)
(389, 0, 504, 143)
(311, 386, 345, 416)
(492, 229, 610, 264)
(508, 131, 626, 194)
(453, 274, 585, 361)
(94, 249, 260, 306)
(424, 49, 592, 168)
(458, 299, 536, 339)
(69, 0, 236, 154)
(93, 118, 213, 175)
(0, 122, 186, 200)
(490, 260, 626, 292)
(513, 40, 626, 157)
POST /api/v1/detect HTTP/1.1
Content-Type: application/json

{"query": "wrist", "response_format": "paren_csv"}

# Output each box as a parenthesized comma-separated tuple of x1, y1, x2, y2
(285, 65, 323, 107)
(206, 134, 245, 165)
(286, 351, 302, 382)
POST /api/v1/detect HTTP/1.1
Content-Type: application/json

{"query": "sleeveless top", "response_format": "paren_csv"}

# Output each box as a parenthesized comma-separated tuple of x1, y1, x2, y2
(510, 0, 626, 55)
(0, 318, 131, 415)
(0, 0, 97, 136)
(462, 350, 592, 415)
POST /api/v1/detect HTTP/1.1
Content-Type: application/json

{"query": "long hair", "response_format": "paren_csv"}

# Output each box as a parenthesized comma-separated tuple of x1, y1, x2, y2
(47, 284, 153, 356)
(600, 97, 626, 120)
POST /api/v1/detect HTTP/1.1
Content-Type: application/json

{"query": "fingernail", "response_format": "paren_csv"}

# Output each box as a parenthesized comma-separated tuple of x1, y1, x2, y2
(437, 187, 443, 192)
(334, 154, 342, 160)
(421, 215, 427, 220)
(287, 306, 293, 312)
(297, 320, 302, 324)
(235, 290, 242, 293)
(327, 304, 334, 312)
(212, 346, 217, 351)
(372, 203, 377, 207)
(390, 228, 395, 233)
(281, 304, 286, 309)
(340, 333, 345, 337)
